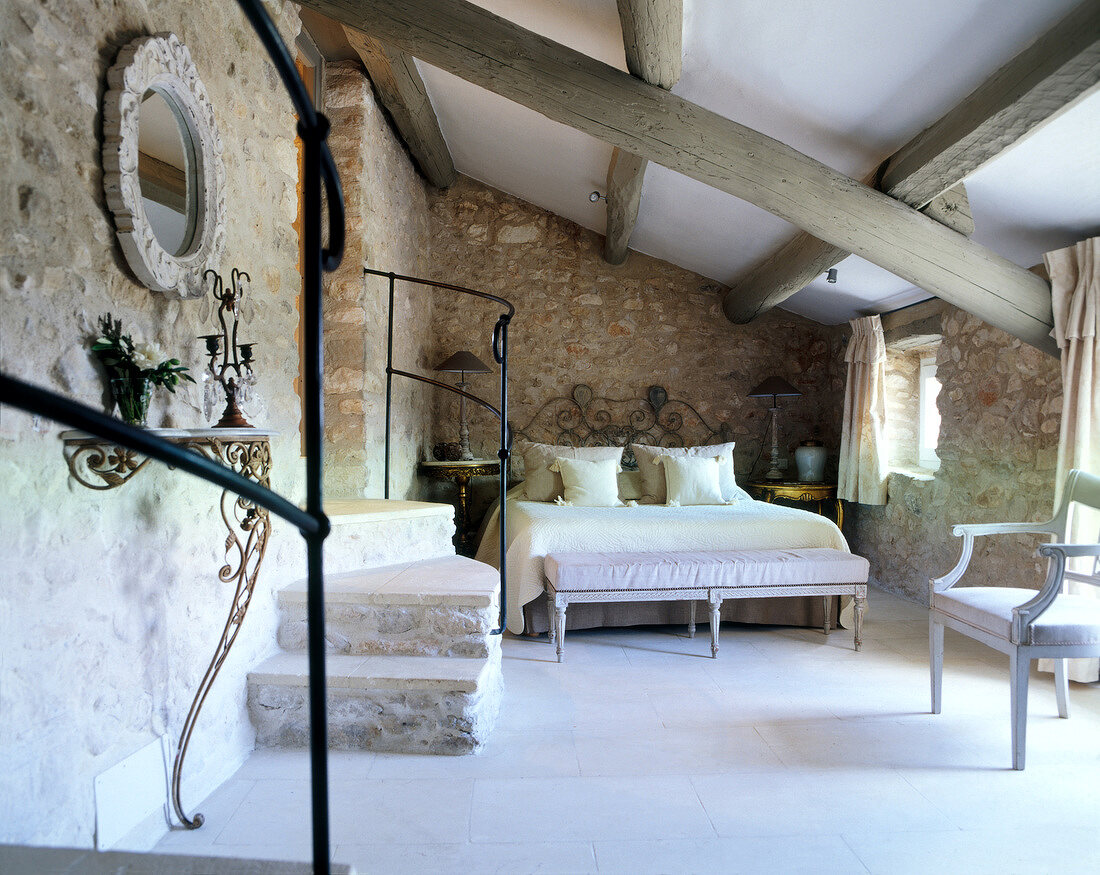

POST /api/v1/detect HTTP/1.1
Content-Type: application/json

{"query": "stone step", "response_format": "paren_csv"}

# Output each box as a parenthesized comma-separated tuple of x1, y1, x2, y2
(278, 555, 500, 658)
(323, 499, 456, 574)
(248, 650, 503, 755)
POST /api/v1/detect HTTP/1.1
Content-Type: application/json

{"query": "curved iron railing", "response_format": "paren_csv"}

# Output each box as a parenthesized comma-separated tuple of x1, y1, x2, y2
(0, 1, 343, 871)
(366, 267, 513, 634)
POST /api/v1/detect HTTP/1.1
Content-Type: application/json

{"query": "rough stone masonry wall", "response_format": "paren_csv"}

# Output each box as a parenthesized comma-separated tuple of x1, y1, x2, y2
(322, 61, 433, 500)
(0, 0, 307, 847)
(884, 349, 922, 470)
(848, 305, 1062, 602)
(425, 177, 847, 487)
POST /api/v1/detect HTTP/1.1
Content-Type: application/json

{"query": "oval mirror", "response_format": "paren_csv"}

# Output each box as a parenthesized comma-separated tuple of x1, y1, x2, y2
(138, 88, 199, 257)
(103, 34, 226, 297)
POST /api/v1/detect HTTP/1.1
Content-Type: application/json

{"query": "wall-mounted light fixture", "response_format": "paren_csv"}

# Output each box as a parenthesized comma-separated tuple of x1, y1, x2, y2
(589, 190, 607, 203)
(826, 268, 838, 284)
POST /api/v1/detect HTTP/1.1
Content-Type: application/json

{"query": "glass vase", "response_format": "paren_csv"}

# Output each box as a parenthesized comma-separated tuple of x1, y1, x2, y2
(111, 376, 152, 427)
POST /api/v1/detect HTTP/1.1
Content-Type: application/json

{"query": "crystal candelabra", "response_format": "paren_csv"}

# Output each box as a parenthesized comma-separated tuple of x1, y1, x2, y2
(199, 267, 257, 428)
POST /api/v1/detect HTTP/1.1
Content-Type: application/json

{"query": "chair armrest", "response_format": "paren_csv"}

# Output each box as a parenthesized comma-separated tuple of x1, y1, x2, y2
(951, 521, 1058, 537)
(932, 520, 1060, 597)
(1038, 543, 1100, 560)
(1011, 542, 1100, 642)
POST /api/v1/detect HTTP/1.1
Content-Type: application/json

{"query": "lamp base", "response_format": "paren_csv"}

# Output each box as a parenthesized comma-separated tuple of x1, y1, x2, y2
(764, 466, 784, 480)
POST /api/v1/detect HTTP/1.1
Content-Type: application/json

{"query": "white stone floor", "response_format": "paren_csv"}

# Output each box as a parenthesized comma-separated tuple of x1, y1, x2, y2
(155, 588, 1100, 873)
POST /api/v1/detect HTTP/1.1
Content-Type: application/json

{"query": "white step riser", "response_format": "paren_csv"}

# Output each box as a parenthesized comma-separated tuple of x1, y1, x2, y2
(324, 509, 455, 575)
(248, 653, 503, 755)
(278, 603, 497, 658)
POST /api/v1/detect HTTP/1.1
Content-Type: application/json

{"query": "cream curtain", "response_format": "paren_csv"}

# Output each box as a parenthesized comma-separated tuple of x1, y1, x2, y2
(838, 314, 888, 505)
(1044, 237, 1100, 683)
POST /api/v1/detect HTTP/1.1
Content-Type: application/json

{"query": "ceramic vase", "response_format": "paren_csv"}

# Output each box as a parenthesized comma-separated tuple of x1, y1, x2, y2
(795, 441, 827, 482)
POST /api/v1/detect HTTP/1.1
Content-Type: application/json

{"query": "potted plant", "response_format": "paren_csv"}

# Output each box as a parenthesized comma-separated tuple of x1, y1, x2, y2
(90, 313, 194, 426)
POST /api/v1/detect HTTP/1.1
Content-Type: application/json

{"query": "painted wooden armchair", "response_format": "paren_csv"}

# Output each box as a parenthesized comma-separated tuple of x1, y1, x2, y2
(929, 468, 1100, 770)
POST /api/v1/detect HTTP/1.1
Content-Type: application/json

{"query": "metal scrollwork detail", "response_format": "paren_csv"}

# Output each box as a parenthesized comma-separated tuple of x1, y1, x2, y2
(64, 440, 151, 489)
(170, 438, 270, 830)
(511, 384, 732, 469)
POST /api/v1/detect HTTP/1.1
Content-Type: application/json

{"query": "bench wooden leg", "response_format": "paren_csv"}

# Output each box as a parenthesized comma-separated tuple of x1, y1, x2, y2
(555, 596, 568, 663)
(546, 594, 555, 646)
(708, 592, 722, 658)
(854, 593, 866, 651)
(822, 596, 831, 636)
(688, 600, 696, 638)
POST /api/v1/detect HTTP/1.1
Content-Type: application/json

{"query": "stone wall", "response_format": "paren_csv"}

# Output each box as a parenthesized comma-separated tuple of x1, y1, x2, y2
(0, 0, 307, 847)
(848, 305, 1062, 602)
(424, 178, 847, 485)
(322, 61, 432, 500)
(884, 349, 922, 470)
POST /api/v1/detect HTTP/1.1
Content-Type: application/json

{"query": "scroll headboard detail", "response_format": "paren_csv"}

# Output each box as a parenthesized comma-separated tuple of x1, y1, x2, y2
(510, 384, 733, 469)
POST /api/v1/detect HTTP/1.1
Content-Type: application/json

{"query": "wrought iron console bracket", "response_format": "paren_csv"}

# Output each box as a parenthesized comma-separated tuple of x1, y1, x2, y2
(62, 428, 275, 829)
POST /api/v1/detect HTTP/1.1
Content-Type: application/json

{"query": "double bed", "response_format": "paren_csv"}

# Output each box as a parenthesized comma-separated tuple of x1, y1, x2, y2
(473, 384, 853, 636)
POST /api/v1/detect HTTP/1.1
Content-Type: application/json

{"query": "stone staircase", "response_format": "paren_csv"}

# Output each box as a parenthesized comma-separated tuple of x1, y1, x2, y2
(247, 500, 503, 755)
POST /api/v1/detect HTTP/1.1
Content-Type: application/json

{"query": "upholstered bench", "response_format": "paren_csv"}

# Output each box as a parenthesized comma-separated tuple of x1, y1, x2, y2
(544, 548, 869, 662)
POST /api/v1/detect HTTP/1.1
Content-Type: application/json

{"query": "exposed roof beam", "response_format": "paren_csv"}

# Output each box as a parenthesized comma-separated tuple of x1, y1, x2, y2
(302, 0, 1056, 355)
(342, 25, 456, 188)
(723, 0, 1097, 325)
(603, 1, 682, 265)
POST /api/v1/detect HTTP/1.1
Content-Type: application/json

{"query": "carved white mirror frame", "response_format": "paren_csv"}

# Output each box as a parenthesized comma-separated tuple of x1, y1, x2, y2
(103, 33, 226, 298)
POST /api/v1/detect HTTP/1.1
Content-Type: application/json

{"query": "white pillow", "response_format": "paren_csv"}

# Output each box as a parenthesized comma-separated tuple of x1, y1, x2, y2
(550, 457, 623, 507)
(659, 455, 724, 506)
(632, 442, 747, 503)
(519, 442, 624, 501)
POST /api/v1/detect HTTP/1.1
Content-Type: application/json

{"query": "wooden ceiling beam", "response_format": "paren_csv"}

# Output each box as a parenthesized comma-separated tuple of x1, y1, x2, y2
(303, 0, 1057, 355)
(723, 0, 1097, 326)
(603, 1, 683, 265)
(343, 25, 456, 188)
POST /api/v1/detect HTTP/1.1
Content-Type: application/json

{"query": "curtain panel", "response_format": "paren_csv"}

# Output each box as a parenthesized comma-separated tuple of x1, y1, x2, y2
(1044, 237, 1100, 683)
(838, 314, 888, 505)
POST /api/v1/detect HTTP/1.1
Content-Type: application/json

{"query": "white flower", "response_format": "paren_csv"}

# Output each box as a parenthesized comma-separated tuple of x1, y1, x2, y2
(131, 341, 164, 371)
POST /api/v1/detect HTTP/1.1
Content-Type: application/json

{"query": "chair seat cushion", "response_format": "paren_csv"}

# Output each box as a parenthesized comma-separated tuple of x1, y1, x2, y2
(934, 587, 1100, 645)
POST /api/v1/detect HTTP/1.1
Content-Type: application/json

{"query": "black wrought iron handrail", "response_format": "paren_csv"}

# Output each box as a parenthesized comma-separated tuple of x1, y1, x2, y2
(0, 2, 343, 872)
(365, 267, 513, 636)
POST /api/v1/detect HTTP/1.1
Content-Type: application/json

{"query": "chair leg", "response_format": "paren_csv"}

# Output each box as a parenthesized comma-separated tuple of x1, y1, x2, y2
(546, 595, 555, 646)
(1054, 658, 1070, 719)
(688, 600, 696, 638)
(708, 593, 722, 659)
(929, 614, 944, 714)
(822, 595, 831, 636)
(555, 599, 567, 664)
(1010, 649, 1030, 770)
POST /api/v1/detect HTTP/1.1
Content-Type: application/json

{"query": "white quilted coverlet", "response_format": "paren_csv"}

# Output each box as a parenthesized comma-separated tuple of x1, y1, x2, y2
(475, 489, 849, 634)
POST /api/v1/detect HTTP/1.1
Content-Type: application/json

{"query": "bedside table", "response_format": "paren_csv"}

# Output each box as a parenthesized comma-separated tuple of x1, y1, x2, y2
(745, 480, 843, 529)
(418, 459, 501, 554)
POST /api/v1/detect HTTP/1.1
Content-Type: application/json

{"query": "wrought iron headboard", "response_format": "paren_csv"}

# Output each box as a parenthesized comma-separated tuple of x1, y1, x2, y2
(510, 384, 732, 469)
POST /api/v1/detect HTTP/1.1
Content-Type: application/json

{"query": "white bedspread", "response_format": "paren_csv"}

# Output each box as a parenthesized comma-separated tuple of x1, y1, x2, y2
(475, 489, 850, 634)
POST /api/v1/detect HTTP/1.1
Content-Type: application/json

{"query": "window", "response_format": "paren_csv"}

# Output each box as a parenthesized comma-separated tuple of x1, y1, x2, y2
(918, 356, 941, 469)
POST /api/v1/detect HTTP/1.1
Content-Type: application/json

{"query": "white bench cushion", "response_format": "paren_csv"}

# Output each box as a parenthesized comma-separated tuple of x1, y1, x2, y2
(545, 548, 868, 593)
(934, 586, 1100, 645)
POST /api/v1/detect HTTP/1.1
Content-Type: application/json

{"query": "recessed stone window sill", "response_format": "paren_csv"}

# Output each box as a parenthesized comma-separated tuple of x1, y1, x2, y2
(888, 467, 936, 482)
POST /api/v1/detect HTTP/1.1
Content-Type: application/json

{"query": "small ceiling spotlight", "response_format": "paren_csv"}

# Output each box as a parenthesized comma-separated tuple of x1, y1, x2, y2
(589, 190, 607, 203)
(826, 268, 838, 284)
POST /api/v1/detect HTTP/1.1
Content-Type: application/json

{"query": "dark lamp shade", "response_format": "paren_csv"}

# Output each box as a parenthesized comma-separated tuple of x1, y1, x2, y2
(434, 350, 492, 374)
(747, 376, 802, 398)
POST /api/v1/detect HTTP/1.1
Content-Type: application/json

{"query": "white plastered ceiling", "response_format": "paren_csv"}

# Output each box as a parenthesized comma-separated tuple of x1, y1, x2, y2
(408, 0, 1099, 325)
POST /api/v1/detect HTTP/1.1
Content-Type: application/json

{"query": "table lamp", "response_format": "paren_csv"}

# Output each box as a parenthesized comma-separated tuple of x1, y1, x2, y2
(435, 350, 492, 461)
(748, 376, 802, 480)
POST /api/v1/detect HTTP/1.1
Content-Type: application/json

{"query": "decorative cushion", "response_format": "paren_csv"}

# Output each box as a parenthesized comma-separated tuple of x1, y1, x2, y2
(631, 442, 747, 504)
(519, 442, 624, 501)
(934, 586, 1100, 645)
(660, 455, 724, 506)
(551, 457, 623, 507)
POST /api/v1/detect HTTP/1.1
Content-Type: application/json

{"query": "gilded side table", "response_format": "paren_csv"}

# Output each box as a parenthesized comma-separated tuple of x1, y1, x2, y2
(61, 427, 274, 829)
(418, 459, 500, 555)
(746, 480, 843, 530)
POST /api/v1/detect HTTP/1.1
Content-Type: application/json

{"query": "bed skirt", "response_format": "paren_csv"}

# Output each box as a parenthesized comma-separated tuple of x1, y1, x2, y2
(520, 592, 844, 635)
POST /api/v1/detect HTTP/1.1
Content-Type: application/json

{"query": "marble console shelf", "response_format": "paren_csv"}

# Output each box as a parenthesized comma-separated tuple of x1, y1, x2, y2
(60, 427, 276, 832)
